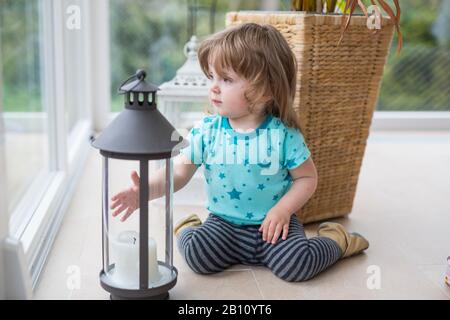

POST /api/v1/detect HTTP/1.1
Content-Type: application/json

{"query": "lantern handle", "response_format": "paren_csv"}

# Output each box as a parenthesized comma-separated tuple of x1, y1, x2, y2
(117, 69, 147, 94)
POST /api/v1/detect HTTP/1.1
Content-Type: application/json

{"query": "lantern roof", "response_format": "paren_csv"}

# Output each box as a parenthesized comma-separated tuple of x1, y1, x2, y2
(158, 36, 209, 97)
(119, 70, 160, 93)
(91, 70, 188, 160)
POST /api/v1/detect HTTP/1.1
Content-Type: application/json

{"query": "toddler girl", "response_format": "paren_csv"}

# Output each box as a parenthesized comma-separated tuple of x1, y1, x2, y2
(110, 23, 369, 282)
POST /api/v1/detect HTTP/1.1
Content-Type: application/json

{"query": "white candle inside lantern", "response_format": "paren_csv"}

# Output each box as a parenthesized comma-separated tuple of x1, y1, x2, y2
(147, 237, 159, 283)
(110, 230, 160, 288)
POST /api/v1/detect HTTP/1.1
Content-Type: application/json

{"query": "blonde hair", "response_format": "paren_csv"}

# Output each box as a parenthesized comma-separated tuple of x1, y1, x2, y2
(198, 23, 302, 130)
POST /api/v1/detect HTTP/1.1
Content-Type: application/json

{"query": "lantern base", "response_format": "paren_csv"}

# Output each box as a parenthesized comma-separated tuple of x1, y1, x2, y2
(100, 261, 177, 300)
(110, 292, 169, 300)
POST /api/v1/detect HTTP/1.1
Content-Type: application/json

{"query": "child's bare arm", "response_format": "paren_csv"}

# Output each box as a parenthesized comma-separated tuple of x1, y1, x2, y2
(148, 153, 199, 201)
(259, 157, 318, 244)
(110, 153, 199, 221)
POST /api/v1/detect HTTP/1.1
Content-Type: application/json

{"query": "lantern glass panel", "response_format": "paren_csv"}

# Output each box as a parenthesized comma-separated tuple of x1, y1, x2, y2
(158, 98, 216, 130)
(103, 157, 174, 290)
(177, 100, 211, 113)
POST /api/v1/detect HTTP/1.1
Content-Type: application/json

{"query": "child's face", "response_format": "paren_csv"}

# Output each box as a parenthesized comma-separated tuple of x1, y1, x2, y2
(208, 65, 262, 119)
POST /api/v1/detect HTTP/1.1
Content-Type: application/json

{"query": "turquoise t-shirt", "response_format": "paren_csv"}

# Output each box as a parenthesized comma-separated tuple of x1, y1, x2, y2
(180, 114, 311, 226)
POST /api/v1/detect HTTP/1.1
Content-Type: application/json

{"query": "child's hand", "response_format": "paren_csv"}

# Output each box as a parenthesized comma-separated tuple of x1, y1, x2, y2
(258, 209, 290, 245)
(110, 170, 140, 222)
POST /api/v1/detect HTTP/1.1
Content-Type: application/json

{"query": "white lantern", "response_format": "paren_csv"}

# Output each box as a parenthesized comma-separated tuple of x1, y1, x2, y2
(156, 36, 214, 208)
(158, 35, 213, 130)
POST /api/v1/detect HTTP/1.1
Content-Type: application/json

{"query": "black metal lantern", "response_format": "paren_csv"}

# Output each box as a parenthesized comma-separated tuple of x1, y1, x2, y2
(91, 70, 188, 300)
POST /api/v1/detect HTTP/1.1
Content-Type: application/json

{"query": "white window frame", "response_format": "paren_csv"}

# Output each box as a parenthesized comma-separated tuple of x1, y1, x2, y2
(0, 31, 7, 299)
(1, 0, 96, 297)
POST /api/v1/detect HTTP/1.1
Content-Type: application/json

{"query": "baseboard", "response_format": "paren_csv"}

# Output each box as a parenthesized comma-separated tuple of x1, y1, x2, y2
(3, 237, 33, 299)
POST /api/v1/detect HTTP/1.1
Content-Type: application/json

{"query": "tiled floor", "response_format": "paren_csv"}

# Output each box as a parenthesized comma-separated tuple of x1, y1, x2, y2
(33, 130, 450, 299)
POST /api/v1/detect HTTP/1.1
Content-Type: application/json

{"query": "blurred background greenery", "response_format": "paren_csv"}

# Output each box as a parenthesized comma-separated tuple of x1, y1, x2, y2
(1, 0, 42, 112)
(1, 0, 449, 113)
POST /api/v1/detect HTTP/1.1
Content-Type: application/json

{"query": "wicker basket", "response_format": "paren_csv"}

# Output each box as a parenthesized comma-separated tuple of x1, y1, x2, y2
(226, 11, 395, 224)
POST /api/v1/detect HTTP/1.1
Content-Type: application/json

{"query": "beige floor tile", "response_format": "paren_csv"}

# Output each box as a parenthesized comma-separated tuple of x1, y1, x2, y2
(417, 265, 450, 299)
(69, 274, 109, 300)
(171, 268, 263, 300)
(251, 253, 449, 300)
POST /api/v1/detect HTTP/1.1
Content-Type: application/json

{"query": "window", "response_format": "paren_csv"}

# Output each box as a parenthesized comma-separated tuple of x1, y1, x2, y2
(0, 0, 93, 290)
(108, 0, 269, 112)
(63, 0, 89, 135)
(109, 0, 449, 114)
(0, 0, 50, 234)
(377, 0, 450, 111)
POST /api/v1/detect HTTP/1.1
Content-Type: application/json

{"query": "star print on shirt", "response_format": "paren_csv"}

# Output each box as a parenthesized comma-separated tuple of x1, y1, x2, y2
(183, 115, 313, 227)
(191, 128, 200, 136)
(286, 158, 297, 168)
(227, 188, 242, 200)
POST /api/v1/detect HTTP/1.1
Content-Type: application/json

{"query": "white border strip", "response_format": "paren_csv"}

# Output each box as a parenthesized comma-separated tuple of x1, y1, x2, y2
(112, 111, 450, 131)
(372, 111, 450, 131)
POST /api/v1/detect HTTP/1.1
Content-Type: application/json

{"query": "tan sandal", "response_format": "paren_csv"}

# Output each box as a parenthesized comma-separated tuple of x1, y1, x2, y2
(173, 214, 202, 237)
(317, 222, 369, 258)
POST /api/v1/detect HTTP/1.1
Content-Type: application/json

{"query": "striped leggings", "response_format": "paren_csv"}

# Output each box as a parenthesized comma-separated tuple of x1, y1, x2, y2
(177, 213, 342, 282)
